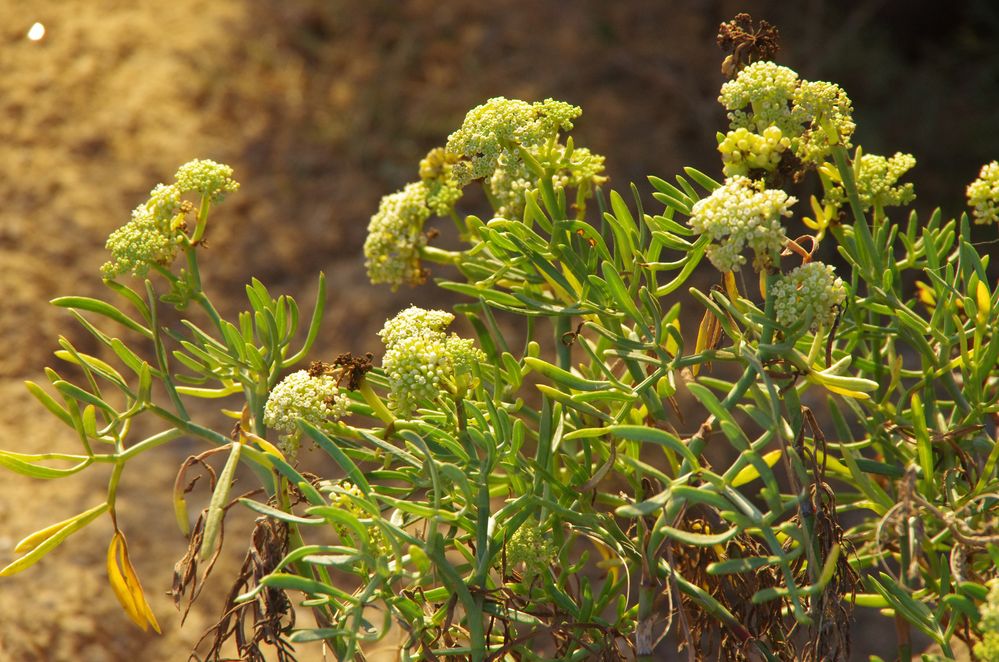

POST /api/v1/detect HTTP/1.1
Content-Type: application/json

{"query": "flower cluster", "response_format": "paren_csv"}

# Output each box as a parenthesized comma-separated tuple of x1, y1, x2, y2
(975, 579, 999, 661)
(825, 152, 916, 212)
(363, 182, 433, 290)
(419, 147, 464, 217)
(173, 159, 240, 204)
(793, 80, 855, 165)
(719, 61, 854, 167)
(446, 97, 581, 186)
(323, 481, 387, 552)
(718, 126, 791, 177)
(719, 61, 801, 136)
(689, 176, 794, 272)
(505, 522, 554, 581)
(967, 161, 999, 225)
(101, 160, 240, 278)
(379, 306, 483, 416)
(770, 261, 846, 331)
(102, 205, 184, 278)
(264, 369, 350, 456)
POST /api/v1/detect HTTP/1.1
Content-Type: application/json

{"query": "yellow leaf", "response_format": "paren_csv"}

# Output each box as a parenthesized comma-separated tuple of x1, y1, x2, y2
(730, 450, 782, 487)
(914, 281, 936, 310)
(2, 502, 108, 576)
(976, 279, 991, 324)
(107, 531, 161, 634)
(663, 318, 681, 358)
(242, 430, 286, 461)
(692, 309, 720, 377)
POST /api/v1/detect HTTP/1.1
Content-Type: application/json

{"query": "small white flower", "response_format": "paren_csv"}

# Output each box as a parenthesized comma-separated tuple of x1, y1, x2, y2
(264, 370, 349, 435)
(689, 176, 795, 272)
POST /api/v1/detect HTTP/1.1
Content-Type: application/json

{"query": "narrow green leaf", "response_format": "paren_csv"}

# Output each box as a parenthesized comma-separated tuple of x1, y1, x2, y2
(52, 296, 152, 339)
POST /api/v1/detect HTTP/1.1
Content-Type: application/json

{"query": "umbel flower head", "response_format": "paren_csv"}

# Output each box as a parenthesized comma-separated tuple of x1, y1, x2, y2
(419, 147, 464, 217)
(364, 182, 433, 290)
(446, 97, 582, 186)
(505, 521, 554, 581)
(102, 204, 184, 278)
(173, 159, 240, 204)
(967, 160, 999, 225)
(718, 126, 791, 177)
(379, 306, 484, 416)
(824, 152, 916, 213)
(719, 61, 801, 137)
(689, 176, 795, 272)
(719, 61, 855, 167)
(101, 160, 240, 278)
(442, 96, 606, 220)
(771, 261, 847, 331)
(264, 369, 350, 456)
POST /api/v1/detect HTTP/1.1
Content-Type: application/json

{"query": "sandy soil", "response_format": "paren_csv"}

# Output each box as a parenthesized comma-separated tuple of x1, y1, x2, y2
(1, 1, 995, 660)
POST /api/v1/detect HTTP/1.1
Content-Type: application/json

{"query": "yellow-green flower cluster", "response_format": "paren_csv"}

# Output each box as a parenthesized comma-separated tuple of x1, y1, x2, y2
(719, 61, 801, 136)
(718, 61, 855, 167)
(506, 522, 553, 581)
(793, 80, 855, 165)
(487, 144, 607, 220)
(975, 579, 999, 662)
(771, 262, 846, 331)
(324, 481, 387, 552)
(379, 306, 484, 416)
(102, 181, 191, 278)
(718, 126, 791, 177)
(446, 97, 581, 186)
(419, 147, 464, 217)
(101, 160, 240, 278)
(364, 182, 432, 290)
(487, 156, 534, 219)
(173, 159, 240, 203)
(689, 176, 795, 272)
(967, 161, 999, 225)
(264, 370, 349, 456)
(825, 152, 916, 212)
(102, 205, 182, 278)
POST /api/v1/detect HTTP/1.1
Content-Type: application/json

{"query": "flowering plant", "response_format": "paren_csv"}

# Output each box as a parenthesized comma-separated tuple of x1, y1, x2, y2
(3, 15, 998, 662)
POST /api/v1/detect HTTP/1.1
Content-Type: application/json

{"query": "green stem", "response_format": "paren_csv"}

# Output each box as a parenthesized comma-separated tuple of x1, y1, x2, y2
(420, 245, 462, 265)
(117, 427, 185, 461)
(831, 145, 882, 277)
(358, 379, 395, 424)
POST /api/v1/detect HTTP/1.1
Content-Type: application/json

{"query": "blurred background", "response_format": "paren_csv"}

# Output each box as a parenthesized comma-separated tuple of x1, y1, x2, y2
(1, 1, 997, 659)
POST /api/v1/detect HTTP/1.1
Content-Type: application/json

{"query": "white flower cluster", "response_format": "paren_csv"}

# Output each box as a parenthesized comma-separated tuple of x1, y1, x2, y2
(771, 262, 846, 331)
(718, 126, 791, 177)
(967, 161, 999, 226)
(719, 61, 855, 167)
(173, 159, 240, 203)
(263, 370, 349, 452)
(363, 182, 432, 290)
(689, 176, 795, 272)
(379, 306, 483, 416)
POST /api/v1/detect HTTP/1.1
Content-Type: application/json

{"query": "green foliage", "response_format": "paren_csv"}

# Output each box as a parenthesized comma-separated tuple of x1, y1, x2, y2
(3, 19, 998, 662)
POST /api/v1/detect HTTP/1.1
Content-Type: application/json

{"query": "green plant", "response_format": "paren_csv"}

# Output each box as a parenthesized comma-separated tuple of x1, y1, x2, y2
(3, 15, 997, 662)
